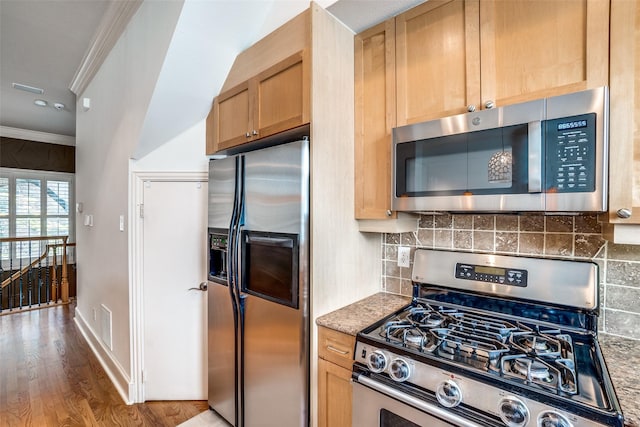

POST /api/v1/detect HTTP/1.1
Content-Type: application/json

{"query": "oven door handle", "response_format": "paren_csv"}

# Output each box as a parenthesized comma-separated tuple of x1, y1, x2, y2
(355, 375, 486, 427)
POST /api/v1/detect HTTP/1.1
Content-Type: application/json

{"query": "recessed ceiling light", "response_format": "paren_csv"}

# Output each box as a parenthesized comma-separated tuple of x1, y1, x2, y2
(34, 99, 48, 107)
(53, 102, 65, 110)
(13, 82, 45, 95)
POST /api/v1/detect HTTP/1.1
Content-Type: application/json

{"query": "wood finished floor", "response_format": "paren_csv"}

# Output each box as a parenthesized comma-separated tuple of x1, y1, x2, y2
(0, 303, 208, 426)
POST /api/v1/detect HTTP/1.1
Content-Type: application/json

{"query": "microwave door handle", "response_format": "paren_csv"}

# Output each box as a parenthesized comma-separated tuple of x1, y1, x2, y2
(528, 121, 543, 193)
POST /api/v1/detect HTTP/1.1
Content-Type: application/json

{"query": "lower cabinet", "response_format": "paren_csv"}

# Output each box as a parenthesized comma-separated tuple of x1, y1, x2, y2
(318, 358, 353, 427)
(317, 326, 355, 427)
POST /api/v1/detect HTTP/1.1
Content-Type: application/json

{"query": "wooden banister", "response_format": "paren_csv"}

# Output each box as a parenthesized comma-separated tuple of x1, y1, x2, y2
(0, 237, 75, 304)
(1, 235, 70, 243)
(0, 248, 50, 289)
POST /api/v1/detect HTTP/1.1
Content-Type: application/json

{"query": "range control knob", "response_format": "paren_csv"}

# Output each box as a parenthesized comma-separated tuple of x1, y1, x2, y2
(537, 411, 573, 427)
(436, 380, 462, 408)
(389, 358, 411, 382)
(499, 397, 530, 427)
(367, 350, 387, 373)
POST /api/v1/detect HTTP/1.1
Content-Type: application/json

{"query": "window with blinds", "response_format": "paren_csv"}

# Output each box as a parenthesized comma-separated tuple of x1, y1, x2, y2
(0, 169, 74, 261)
(0, 177, 8, 260)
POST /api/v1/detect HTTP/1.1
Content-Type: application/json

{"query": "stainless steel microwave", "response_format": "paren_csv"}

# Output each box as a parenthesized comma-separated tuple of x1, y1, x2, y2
(392, 87, 609, 213)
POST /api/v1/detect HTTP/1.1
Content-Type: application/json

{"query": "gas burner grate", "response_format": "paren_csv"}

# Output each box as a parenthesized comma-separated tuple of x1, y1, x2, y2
(373, 300, 580, 395)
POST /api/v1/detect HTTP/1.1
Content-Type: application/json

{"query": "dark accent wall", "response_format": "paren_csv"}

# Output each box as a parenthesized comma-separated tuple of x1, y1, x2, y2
(0, 137, 75, 173)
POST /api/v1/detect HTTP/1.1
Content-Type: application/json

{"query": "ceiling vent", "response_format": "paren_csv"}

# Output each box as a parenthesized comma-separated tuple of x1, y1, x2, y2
(12, 82, 44, 95)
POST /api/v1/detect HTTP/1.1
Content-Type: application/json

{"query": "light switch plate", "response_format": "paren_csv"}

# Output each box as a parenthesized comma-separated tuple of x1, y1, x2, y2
(119, 215, 124, 231)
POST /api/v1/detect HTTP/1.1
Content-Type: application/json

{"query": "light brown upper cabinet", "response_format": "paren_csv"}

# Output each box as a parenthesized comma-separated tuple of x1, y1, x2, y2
(479, 0, 609, 106)
(604, 0, 640, 240)
(354, 21, 396, 220)
(395, 0, 610, 126)
(395, 0, 480, 125)
(209, 82, 250, 152)
(207, 51, 310, 154)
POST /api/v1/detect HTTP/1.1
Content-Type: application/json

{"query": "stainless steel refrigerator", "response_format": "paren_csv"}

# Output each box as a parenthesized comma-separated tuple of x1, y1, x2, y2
(207, 138, 310, 427)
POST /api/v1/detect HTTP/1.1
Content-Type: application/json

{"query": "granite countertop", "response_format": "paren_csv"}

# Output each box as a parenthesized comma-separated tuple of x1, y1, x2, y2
(316, 292, 411, 336)
(316, 292, 640, 427)
(599, 334, 640, 427)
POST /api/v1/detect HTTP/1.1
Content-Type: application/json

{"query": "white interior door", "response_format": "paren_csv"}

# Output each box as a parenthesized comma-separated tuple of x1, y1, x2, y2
(142, 179, 207, 400)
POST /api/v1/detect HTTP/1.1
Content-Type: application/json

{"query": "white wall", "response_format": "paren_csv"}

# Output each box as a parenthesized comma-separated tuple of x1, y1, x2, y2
(74, 1, 184, 402)
(133, 119, 208, 172)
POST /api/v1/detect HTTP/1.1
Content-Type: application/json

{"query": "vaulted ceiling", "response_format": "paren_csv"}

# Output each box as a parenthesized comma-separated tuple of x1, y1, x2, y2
(0, 0, 424, 147)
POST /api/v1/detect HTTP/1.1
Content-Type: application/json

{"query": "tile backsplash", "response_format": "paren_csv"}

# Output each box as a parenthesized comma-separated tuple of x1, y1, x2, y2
(382, 214, 640, 341)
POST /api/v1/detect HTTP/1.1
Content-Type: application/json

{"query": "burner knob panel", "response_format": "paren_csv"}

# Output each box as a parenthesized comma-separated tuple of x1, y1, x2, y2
(436, 380, 463, 408)
(367, 351, 387, 373)
(537, 411, 573, 427)
(389, 358, 411, 382)
(499, 397, 530, 427)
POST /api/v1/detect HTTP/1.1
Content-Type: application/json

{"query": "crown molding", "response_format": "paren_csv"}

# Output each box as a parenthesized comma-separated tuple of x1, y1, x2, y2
(69, 0, 143, 96)
(0, 126, 75, 146)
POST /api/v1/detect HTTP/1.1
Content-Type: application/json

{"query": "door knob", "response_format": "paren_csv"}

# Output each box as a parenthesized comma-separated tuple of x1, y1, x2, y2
(188, 282, 208, 291)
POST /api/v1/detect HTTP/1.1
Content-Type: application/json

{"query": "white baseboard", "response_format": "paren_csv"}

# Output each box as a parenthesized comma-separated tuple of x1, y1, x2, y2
(74, 308, 133, 404)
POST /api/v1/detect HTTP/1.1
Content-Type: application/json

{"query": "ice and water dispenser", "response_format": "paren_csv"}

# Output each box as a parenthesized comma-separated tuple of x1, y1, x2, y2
(208, 230, 228, 283)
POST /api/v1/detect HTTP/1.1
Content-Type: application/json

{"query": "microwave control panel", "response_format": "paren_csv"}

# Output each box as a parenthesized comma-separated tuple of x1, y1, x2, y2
(455, 263, 528, 287)
(545, 113, 596, 193)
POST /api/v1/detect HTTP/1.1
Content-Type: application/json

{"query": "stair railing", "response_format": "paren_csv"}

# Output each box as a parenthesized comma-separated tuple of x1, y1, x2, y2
(0, 236, 75, 313)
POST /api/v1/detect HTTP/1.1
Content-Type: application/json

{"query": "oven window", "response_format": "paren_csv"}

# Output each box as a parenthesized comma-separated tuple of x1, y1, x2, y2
(241, 231, 299, 309)
(380, 409, 422, 427)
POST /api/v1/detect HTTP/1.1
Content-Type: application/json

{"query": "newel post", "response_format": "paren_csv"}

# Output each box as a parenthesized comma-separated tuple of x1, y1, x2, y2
(51, 244, 58, 301)
(61, 236, 69, 303)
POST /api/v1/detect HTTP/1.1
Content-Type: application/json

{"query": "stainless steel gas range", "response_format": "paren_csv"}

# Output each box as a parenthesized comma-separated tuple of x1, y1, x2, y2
(352, 249, 624, 427)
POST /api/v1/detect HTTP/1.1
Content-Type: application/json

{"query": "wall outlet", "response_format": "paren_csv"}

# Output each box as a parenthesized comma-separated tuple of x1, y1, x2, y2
(398, 246, 411, 268)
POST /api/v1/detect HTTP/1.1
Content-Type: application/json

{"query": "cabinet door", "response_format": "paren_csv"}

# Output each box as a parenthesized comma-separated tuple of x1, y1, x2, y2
(608, 0, 640, 224)
(205, 104, 217, 155)
(354, 20, 396, 220)
(253, 51, 310, 140)
(215, 82, 251, 151)
(317, 358, 352, 427)
(396, 0, 480, 125)
(479, 0, 609, 107)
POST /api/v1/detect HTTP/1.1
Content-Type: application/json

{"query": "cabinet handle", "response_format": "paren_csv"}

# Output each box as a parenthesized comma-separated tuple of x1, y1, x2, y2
(484, 100, 495, 109)
(327, 345, 349, 355)
(245, 132, 251, 138)
(467, 105, 476, 112)
(252, 130, 258, 136)
(617, 208, 632, 219)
